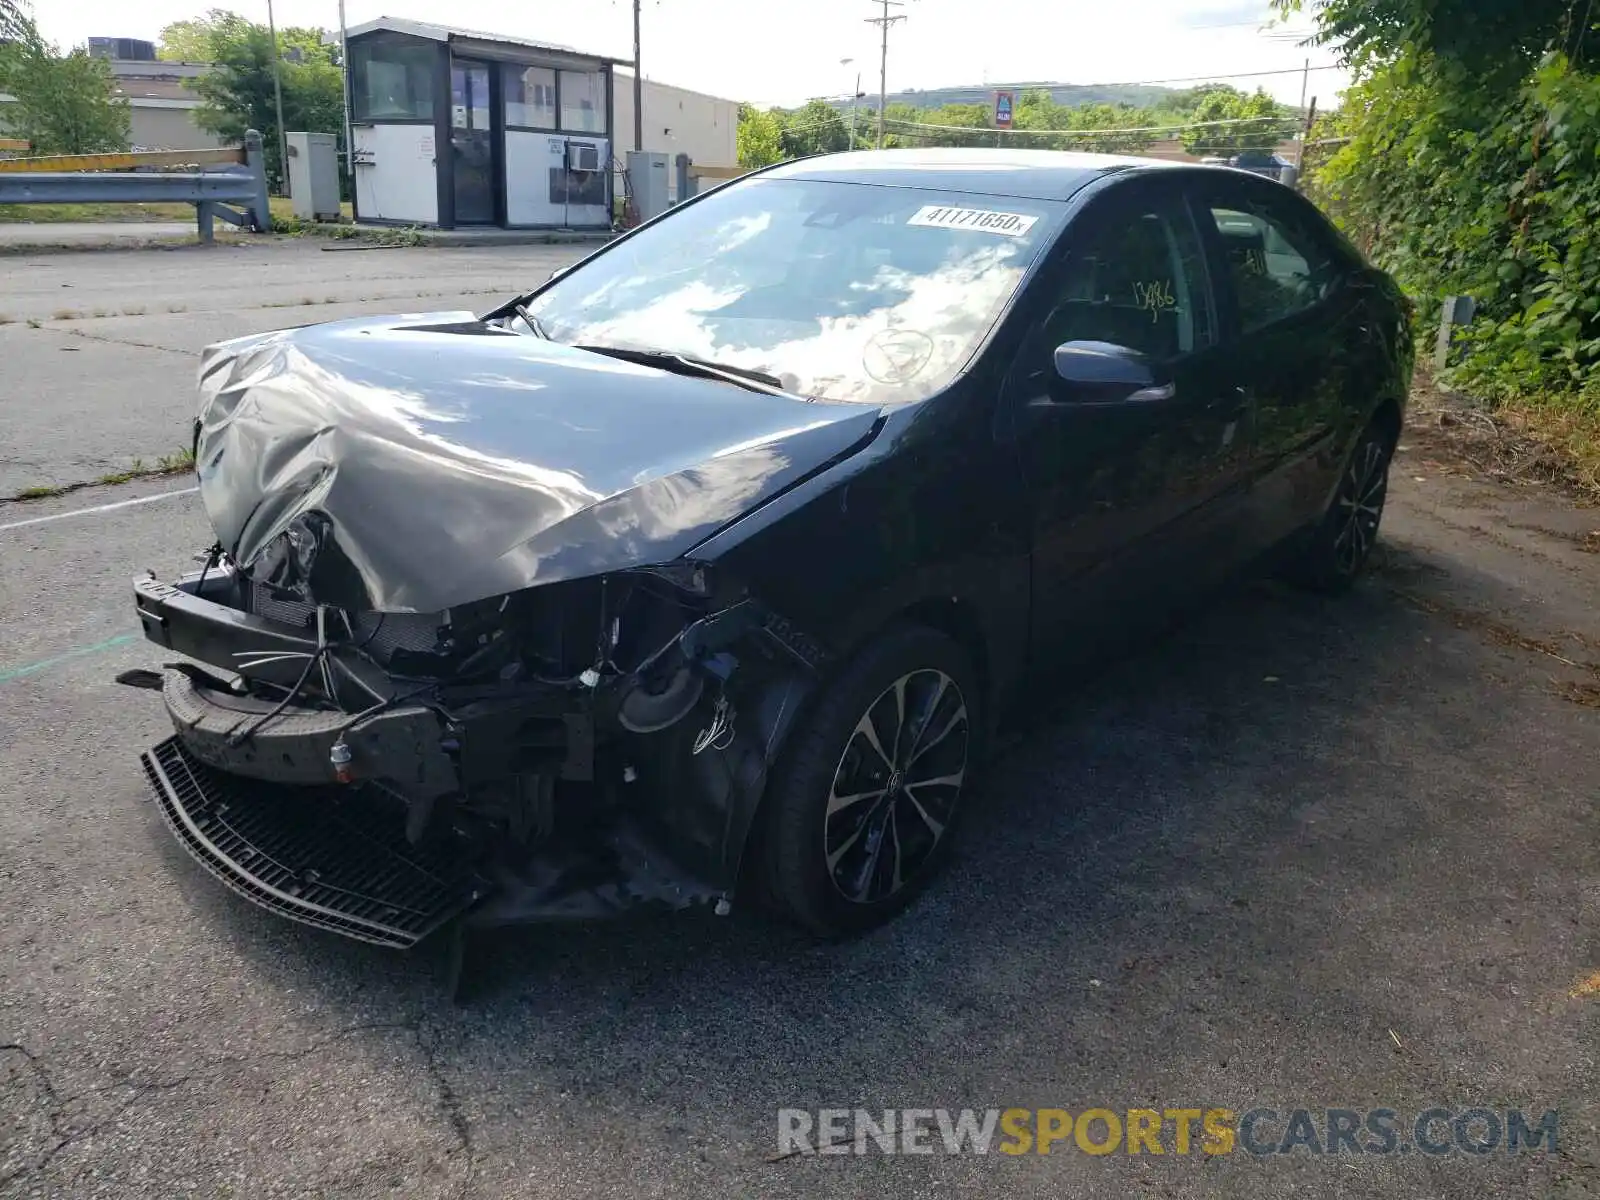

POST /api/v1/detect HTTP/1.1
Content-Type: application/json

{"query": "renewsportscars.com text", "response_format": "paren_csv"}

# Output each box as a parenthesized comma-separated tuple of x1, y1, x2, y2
(777, 1107, 1559, 1157)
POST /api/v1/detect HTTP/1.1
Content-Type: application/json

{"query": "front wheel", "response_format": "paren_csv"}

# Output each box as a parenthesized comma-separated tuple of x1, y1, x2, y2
(1286, 419, 1395, 593)
(756, 624, 980, 936)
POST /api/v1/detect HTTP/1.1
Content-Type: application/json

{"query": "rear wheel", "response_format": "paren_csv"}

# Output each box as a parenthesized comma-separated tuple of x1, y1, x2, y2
(758, 624, 979, 936)
(1286, 418, 1395, 593)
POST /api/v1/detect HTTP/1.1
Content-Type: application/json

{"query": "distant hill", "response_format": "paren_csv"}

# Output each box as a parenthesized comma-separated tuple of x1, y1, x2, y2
(826, 82, 1179, 112)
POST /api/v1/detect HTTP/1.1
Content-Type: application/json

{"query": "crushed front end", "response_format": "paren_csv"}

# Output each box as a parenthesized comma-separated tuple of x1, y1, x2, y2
(129, 552, 820, 947)
(121, 314, 878, 948)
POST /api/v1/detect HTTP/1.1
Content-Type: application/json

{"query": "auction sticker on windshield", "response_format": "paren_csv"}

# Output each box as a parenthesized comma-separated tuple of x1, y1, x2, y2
(907, 205, 1038, 236)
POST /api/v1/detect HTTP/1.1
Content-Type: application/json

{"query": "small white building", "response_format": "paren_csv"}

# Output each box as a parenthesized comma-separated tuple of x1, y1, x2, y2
(346, 18, 628, 230)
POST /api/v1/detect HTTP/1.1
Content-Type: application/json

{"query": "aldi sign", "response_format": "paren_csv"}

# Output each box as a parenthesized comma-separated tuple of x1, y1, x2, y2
(994, 90, 1015, 128)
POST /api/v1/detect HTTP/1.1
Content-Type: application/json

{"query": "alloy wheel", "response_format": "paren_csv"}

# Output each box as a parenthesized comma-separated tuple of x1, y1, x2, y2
(1332, 436, 1389, 575)
(823, 669, 970, 904)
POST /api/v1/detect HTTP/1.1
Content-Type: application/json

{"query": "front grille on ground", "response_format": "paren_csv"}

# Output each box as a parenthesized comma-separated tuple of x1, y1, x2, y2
(141, 737, 484, 949)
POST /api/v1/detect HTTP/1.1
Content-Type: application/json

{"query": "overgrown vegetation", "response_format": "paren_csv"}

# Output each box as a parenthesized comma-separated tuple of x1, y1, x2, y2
(737, 84, 1301, 166)
(0, 3, 130, 154)
(1283, 0, 1600, 421)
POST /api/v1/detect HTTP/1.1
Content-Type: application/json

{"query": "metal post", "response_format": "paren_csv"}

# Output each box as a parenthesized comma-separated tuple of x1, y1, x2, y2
(338, 0, 354, 177)
(265, 0, 290, 196)
(196, 200, 215, 244)
(632, 0, 644, 155)
(243, 129, 271, 231)
(1434, 295, 1477, 370)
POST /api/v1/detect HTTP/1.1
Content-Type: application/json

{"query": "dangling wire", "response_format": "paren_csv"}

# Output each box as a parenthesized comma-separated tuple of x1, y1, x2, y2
(226, 604, 334, 746)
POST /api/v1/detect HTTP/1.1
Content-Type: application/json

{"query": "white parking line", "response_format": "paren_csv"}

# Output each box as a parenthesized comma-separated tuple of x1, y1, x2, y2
(0, 486, 199, 533)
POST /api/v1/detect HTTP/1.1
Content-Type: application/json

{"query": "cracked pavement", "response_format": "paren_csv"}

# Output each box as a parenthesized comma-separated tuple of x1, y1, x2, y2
(2, 243, 1597, 1198)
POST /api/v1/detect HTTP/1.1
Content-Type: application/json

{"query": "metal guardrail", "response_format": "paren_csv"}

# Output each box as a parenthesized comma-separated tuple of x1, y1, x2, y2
(674, 156, 748, 202)
(0, 130, 271, 242)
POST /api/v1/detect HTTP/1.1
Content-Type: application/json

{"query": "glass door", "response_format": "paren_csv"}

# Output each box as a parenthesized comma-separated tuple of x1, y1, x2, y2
(450, 58, 495, 224)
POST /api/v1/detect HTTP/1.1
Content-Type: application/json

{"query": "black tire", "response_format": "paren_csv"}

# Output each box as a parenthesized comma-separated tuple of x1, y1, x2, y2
(1285, 418, 1396, 594)
(757, 624, 981, 936)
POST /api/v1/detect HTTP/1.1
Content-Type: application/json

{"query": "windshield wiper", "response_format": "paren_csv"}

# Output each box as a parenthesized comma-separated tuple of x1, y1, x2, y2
(573, 344, 804, 399)
(510, 302, 550, 339)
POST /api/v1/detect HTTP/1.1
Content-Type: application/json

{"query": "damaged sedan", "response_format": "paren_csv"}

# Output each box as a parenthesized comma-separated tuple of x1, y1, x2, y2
(126, 149, 1412, 952)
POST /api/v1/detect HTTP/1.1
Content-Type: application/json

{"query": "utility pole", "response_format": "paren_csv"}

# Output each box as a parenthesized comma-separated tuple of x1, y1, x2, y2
(632, 0, 644, 155)
(337, 0, 353, 176)
(850, 72, 862, 148)
(265, 0, 289, 195)
(1293, 95, 1317, 189)
(865, 0, 905, 150)
(842, 58, 862, 150)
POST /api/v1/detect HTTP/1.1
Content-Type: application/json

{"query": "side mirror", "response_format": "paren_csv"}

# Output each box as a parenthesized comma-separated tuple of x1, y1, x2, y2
(1050, 340, 1174, 405)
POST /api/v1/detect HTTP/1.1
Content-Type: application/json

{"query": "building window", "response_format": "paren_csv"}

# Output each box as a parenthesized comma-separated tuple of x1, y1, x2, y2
(503, 64, 557, 129)
(351, 38, 435, 121)
(559, 70, 604, 132)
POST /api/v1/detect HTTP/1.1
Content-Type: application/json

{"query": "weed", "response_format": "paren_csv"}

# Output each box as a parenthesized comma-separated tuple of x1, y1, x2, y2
(7, 445, 197, 503)
(157, 447, 196, 473)
(25, 318, 41, 329)
(51, 309, 83, 321)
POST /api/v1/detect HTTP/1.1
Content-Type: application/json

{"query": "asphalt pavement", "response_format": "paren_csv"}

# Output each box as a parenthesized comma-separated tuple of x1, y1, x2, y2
(0, 238, 585, 496)
(1, 240, 1596, 1198)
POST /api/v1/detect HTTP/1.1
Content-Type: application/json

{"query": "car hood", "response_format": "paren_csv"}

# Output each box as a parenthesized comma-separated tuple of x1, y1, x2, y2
(193, 312, 883, 612)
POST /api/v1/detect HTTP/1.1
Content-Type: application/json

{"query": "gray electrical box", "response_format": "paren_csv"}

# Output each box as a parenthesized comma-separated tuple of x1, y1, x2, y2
(286, 131, 341, 221)
(627, 151, 671, 222)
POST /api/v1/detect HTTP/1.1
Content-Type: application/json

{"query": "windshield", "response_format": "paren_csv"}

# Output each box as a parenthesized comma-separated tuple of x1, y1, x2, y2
(522, 177, 1066, 405)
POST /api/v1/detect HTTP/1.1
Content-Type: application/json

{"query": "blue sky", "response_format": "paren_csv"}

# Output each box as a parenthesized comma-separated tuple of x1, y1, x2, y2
(39, 0, 1348, 109)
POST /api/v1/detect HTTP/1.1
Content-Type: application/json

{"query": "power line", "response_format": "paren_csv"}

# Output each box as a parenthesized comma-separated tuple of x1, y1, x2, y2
(881, 113, 1304, 137)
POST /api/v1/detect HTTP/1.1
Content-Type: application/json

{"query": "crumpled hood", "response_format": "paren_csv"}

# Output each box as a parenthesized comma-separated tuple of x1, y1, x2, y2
(194, 312, 882, 612)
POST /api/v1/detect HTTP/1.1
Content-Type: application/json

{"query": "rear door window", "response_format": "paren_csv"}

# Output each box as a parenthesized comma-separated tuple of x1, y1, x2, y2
(1206, 192, 1343, 333)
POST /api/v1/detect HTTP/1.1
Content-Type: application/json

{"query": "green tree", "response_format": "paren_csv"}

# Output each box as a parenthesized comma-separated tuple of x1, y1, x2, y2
(736, 103, 784, 167)
(0, 9, 130, 155)
(1181, 88, 1297, 157)
(780, 98, 850, 158)
(162, 10, 344, 190)
(157, 12, 227, 61)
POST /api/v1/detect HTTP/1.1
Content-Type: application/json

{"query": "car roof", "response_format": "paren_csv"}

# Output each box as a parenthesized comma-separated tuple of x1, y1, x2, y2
(760, 148, 1200, 203)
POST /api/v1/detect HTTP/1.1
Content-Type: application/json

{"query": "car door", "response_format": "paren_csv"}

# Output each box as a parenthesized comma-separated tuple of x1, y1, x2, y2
(1192, 179, 1367, 548)
(1006, 178, 1255, 667)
